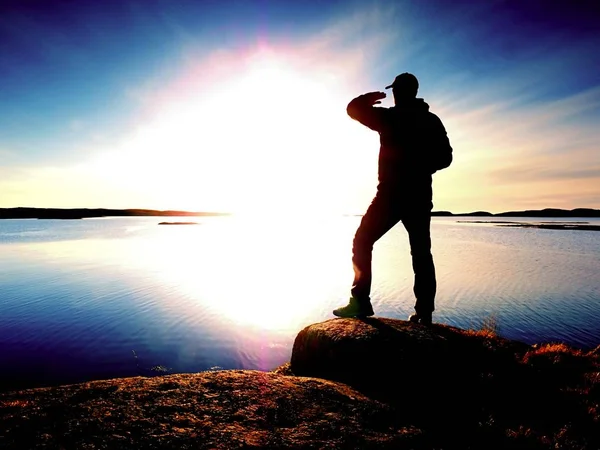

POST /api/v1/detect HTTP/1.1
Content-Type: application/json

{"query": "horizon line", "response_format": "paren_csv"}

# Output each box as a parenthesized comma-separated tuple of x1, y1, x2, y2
(1, 206, 599, 218)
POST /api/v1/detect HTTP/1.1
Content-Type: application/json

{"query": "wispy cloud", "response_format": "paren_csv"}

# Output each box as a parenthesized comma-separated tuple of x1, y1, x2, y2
(426, 40, 600, 212)
(0, 147, 17, 161)
(431, 87, 599, 211)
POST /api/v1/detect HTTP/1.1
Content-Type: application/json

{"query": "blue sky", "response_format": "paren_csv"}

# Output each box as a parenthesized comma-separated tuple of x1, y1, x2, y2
(1, 0, 599, 213)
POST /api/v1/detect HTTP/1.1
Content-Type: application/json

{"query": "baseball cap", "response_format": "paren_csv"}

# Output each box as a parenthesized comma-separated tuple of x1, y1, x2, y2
(385, 72, 419, 92)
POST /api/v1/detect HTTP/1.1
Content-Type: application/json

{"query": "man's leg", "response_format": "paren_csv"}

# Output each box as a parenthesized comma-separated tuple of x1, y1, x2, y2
(333, 193, 401, 317)
(402, 215, 436, 318)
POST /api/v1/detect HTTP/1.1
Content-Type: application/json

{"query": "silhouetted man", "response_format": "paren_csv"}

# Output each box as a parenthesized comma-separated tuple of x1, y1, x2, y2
(333, 73, 452, 324)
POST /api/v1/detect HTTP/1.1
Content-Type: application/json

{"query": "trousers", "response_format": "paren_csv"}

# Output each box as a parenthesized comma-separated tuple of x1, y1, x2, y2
(350, 191, 436, 314)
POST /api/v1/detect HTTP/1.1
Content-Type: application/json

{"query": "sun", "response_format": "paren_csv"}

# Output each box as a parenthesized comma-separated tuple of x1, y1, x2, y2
(91, 51, 377, 215)
(190, 57, 360, 216)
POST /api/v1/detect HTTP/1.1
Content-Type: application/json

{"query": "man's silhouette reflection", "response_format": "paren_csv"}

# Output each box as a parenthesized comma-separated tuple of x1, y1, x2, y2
(333, 73, 453, 325)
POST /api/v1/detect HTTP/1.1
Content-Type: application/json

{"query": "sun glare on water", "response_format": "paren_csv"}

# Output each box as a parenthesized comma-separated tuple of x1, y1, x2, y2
(144, 216, 353, 331)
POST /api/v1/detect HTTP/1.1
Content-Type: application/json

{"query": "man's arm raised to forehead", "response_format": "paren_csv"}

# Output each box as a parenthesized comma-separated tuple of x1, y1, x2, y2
(346, 91, 387, 132)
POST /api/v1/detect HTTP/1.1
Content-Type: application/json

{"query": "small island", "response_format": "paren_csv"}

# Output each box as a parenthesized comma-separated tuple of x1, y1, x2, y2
(158, 221, 200, 225)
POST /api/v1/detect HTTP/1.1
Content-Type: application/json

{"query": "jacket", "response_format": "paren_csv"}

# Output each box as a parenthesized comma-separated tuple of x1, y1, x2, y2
(347, 95, 452, 198)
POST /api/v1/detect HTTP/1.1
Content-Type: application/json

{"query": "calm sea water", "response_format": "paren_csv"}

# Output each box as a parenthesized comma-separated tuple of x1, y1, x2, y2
(1, 215, 599, 390)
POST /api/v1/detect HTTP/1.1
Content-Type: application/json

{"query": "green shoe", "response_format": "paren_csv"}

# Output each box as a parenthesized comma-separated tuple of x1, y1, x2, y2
(333, 297, 374, 318)
(408, 312, 432, 325)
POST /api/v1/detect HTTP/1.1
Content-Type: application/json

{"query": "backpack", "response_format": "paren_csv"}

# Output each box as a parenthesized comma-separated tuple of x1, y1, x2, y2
(426, 113, 453, 173)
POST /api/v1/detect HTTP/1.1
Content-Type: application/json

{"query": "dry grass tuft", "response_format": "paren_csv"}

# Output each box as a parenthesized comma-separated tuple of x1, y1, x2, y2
(0, 399, 30, 408)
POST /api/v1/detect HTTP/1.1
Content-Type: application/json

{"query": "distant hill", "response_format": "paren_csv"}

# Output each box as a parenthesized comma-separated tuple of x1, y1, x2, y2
(0, 208, 230, 220)
(432, 208, 600, 218)
(494, 208, 600, 218)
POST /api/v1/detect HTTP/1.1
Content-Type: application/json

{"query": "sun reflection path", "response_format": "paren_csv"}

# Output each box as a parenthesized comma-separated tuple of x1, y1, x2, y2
(150, 215, 354, 331)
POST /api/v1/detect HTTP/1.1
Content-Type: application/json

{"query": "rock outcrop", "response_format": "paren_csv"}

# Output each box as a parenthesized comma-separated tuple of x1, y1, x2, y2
(0, 370, 419, 449)
(291, 317, 530, 403)
(291, 318, 599, 449)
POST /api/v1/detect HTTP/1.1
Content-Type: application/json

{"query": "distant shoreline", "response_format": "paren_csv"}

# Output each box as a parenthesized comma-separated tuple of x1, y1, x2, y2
(0, 208, 230, 220)
(0, 207, 599, 220)
(430, 207, 600, 218)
